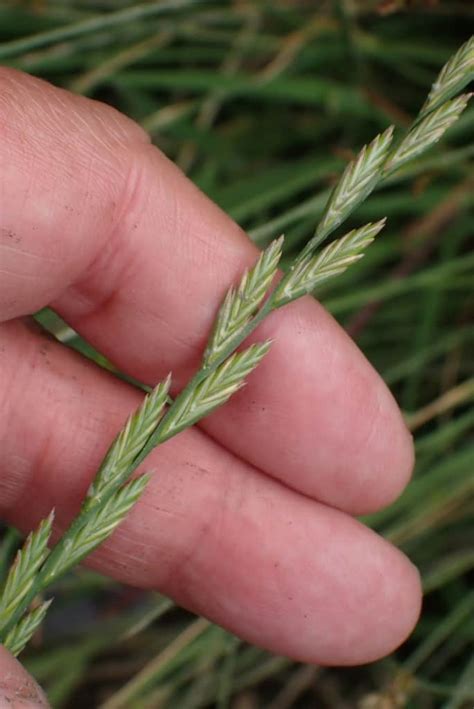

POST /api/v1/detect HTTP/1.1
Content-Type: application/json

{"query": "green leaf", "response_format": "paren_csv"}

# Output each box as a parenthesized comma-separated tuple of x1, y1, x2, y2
(0, 0, 204, 60)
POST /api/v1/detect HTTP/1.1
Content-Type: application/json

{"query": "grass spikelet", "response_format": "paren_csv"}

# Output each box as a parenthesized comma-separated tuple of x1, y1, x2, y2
(274, 220, 386, 306)
(3, 600, 52, 657)
(42, 475, 150, 585)
(301, 126, 393, 256)
(386, 94, 472, 174)
(204, 237, 283, 366)
(158, 342, 272, 440)
(0, 512, 53, 634)
(420, 36, 474, 118)
(87, 376, 171, 503)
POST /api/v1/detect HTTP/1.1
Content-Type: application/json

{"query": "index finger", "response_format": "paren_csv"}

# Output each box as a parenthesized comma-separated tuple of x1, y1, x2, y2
(0, 67, 413, 515)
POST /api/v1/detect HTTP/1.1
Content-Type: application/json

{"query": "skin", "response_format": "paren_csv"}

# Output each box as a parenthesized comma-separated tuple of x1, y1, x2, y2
(0, 67, 422, 701)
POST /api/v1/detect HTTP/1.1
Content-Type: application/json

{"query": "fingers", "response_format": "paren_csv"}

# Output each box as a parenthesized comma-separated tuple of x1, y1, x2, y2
(0, 66, 413, 515)
(0, 320, 421, 665)
(0, 645, 48, 707)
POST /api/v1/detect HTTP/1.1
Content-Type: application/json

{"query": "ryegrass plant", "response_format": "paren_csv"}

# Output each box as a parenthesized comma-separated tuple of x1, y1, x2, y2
(0, 2, 473, 706)
(2, 40, 470, 653)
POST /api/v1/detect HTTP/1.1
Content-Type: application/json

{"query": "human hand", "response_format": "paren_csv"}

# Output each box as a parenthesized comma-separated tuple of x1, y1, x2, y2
(0, 67, 421, 694)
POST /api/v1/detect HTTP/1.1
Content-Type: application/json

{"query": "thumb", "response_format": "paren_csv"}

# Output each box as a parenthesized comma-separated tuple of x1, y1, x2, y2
(0, 646, 49, 708)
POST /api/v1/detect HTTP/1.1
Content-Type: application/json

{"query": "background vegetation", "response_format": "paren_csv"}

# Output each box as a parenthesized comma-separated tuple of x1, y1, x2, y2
(0, 1, 473, 706)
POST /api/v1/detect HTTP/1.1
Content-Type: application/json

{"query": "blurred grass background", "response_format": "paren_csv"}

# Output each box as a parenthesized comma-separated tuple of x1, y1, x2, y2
(0, 1, 473, 707)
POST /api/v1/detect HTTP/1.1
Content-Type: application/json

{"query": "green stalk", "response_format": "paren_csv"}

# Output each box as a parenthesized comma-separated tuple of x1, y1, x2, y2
(0, 0, 204, 60)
